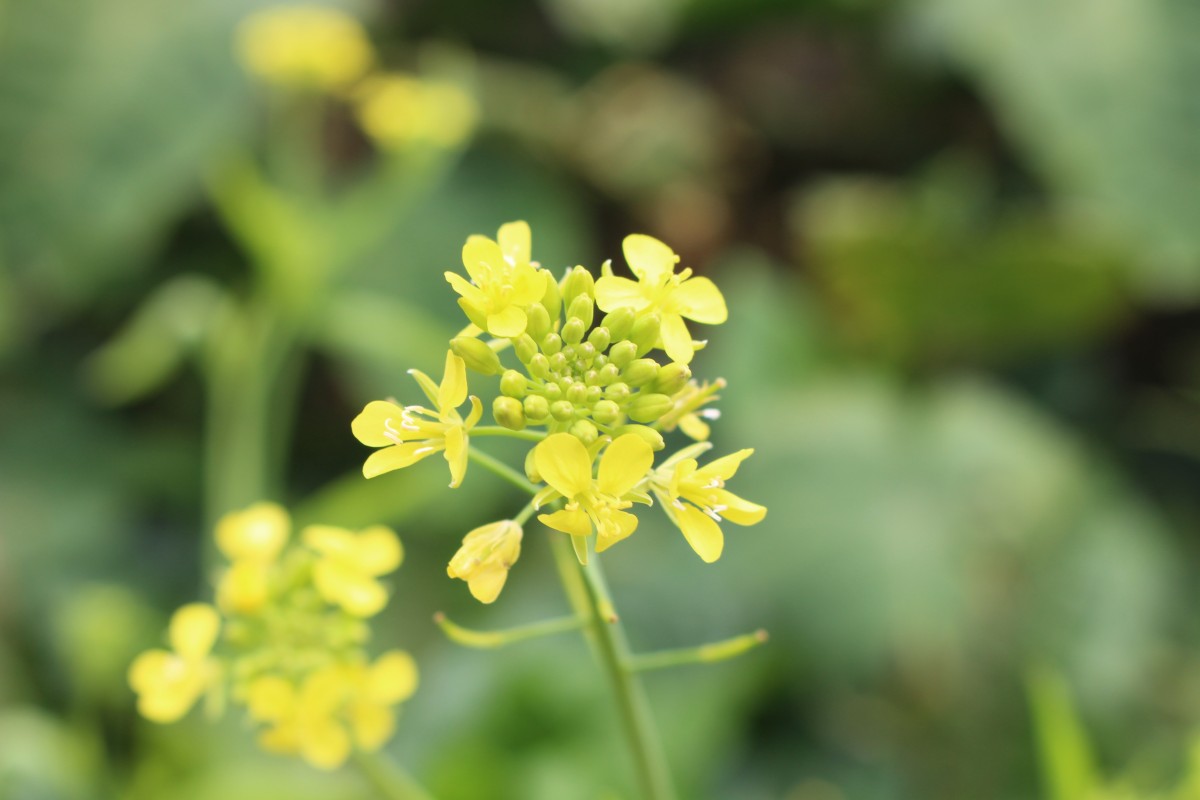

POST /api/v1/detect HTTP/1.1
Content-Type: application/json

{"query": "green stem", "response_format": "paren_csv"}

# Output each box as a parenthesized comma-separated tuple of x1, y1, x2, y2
(353, 750, 435, 800)
(435, 611, 584, 648)
(467, 447, 539, 494)
(549, 535, 677, 800)
(471, 426, 546, 442)
(627, 630, 769, 672)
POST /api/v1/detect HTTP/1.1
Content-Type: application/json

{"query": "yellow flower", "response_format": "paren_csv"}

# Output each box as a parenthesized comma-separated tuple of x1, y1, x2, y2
(215, 502, 290, 614)
(444, 221, 547, 337)
(595, 234, 727, 365)
(650, 446, 766, 563)
(128, 604, 221, 723)
(446, 520, 523, 603)
(303, 524, 403, 617)
(354, 73, 477, 150)
(352, 350, 482, 487)
(535, 433, 654, 553)
(247, 650, 418, 770)
(656, 378, 725, 442)
(235, 5, 373, 91)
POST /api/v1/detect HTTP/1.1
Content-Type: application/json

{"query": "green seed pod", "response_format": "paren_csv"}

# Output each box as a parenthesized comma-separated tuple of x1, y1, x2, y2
(621, 358, 660, 388)
(605, 382, 631, 402)
(613, 424, 665, 451)
(513, 334, 538, 364)
(587, 326, 611, 352)
(525, 447, 541, 483)
(450, 336, 502, 375)
(602, 308, 636, 342)
(539, 270, 562, 321)
(550, 400, 575, 421)
(561, 266, 595, 305)
(493, 396, 526, 430)
(528, 353, 551, 380)
(566, 294, 594, 328)
(571, 419, 599, 444)
(541, 333, 562, 356)
(597, 363, 621, 385)
(566, 382, 587, 405)
(592, 399, 621, 425)
(627, 392, 673, 423)
(523, 394, 550, 423)
(561, 318, 586, 345)
(526, 303, 552, 341)
(609, 340, 637, 368)
(549, 352, 568, 373)
(500, 369, 527, 398)
(629, 313, 662, 357)
(653, 362, 692, 395)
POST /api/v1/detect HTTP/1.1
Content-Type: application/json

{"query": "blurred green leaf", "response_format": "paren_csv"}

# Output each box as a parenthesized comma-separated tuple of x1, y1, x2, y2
(1028, 664, 1101, 800)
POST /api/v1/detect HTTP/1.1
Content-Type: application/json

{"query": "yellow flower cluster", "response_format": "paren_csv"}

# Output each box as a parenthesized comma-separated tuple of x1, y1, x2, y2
(235, 5, 477, 151)
(352, 222, 766, 604)
(129, 503, 416, 770)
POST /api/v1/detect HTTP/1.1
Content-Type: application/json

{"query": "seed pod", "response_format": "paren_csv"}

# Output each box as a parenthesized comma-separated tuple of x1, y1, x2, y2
(450, 336, 502, 375)
(627, 392, 673, 423)
(493, 396, 526, 430)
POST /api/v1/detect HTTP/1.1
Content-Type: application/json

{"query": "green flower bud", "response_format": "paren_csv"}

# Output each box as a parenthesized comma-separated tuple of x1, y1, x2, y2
(613, 424, 665, 451)
(544, 382, 563, 400)
(526, 304, 552, 341)
(584, 369, 600, 387)
(605, 382, 631, 402)
(542, 333, 562, 356)
(562, 318, 586, 345)
(592, 399, 621, 425)
(500, 369, 527, 398)
(598, 363, 621, 385)
(540, 270, 562, 321)
(602, 308, 636, 342)
(523, 394, 550, 423)
(525, 447, 541, 483)
(577, 342, 596, 364)
(561, 266, 595, 305)
(571, 420, 599, 444)
(653, 363, 692, 395)
(450, 336, 502, 375)
(493, 396, 526, 430)
(627, 392, 673, 423)
(528, 353, 551, 380)
(514, 334, 538, 364)
(609, 340, 637, 368)
(567, 294, 594, 327)
(566, 382, 587, 405)
(586, 385, 602, 403)
(621, 358, 660, 388)
(587, 326, 611, 352)
(549, 352, 568, 372)
(550, 400, 575, 421)
(629, 313, 662, 357)
(561, 345, 576, 361)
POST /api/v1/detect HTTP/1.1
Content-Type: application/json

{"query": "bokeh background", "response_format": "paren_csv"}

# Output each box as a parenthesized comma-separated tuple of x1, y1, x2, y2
(4, 0, 1200, 798)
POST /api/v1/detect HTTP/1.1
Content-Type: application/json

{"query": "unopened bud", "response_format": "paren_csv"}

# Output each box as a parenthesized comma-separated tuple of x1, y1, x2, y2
(621, 358, 660, 388)
(561, 266, 595, 305)
(602, 308, 635, 342)
(597, 363, 621, 385)
(605, 382, 631, 402)
(525, 447, 541, 483)
(609, 340, 637, 368)
(539, 270, 562, 320)
(528, 353, 551, 380)
(513, 334, 538, 364)
(544, 382, 563, 400)
(627, 392, 673, 423)
(613, 424, 665, 451)
(451, 336, 502, 375)
(541, 333, 562, 356)
(653, 363, 692, 395)
(561, 318, 586, 345)
(587, 326, 611, 352)
(500, 369, 526, 398)
(493, 396, 526, 430)
(592, 399, 621, 425)
(526, 304, 552, 341)
(629, 313, 661, 356)
(584, 369, 601, 387)
(570, 420, 599, 444)
(550, 400, 575, 421)
(567, 294, 594, 327)
(576, 342, 596, 364)
(549, 352, 568, 372)
(585, 385, 602, 404)
(523, 395, 550, 423)
(566, 382, 587, 405)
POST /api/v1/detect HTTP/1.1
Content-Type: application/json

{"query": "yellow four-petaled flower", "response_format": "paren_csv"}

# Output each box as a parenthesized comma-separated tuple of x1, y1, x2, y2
(444, 221, 547, 337)
(128, 603, 222, 723)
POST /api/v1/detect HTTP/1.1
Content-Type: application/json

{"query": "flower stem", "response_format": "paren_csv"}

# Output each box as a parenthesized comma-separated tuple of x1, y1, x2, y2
(353, 749, 436, 800)
(549, 535, 677, 800)
(470, 426, 547, 442)
(627, 629, 769, 672)
(434, 611, 585, 648)
(467, 446, 539, 494)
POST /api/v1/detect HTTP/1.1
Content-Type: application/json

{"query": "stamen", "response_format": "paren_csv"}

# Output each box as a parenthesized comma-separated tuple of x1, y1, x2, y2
(700, 409, 721, 420)
(413, 446, 436, 456)
(672, 499, 685, 511)
(703, 506, 724, 522)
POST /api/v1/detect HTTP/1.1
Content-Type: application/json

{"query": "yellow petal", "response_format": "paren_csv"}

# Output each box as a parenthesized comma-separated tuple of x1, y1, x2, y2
(457, 297, 490, 331)
(314, 561, 388, 617)
(363, 442, 439, 479)
(497, 220, 531, 264)
(369, 650, 419, 703)
(464, 395, 484, 429)
(597, 434, 654, 498)
(676, 504, 724, 562)
(352, 400, 414, 448)
(300, 719, 351, 770)
(538, 508, 593, 538)
(511, 264, 547, 305)
(534, 434, 593, 498)
(623, 234, 678, 285)
(595, 509, 638, 552)
(594, 276, 651, 313)
(678, 413, 711, 441)
(461, 235, 502, 284)
(660, 313, 694, 365)
(216, 561, 270, 615)
(246, 675, 296, 721)
(353, 526, 403, 575)
(169, 604, 220, 659)
(215, 502, 290, 562)
(672, 276, 727, 324)
(445, 270, 486, 305)
(697, 448, 754, 482)
(138, 686, 201, 723)
(302, 524, 356, 558)
(713, 489, 766, 526)
(258, 723, 300, 754)
(468, 566, 509, 603)
(486, 304, 527, 337)
(444, 425, 468, 488)
(128, 649, 172, 693)
(350, 701, 395, 752)
(438, 351, 468, 411)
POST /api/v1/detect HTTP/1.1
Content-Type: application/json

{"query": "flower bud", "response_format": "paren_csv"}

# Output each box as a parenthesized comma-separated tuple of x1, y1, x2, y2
(447, 520, 523, 604)
(525, 448, 541, 482)
(526, 303, 552, 341)
(544, 382, 563, 400)
(570, 420, 599, 444)
(540, 270, 562, 320)
(598, 363, 620, 385)
(561, 318, 586, 345)
(584, 369, 601, 386)
(621, 358, 660, 388)
(528, 353, 551, 380)
(592, 399, 621, 425)
(549, 352, 568, 372)
(523, 395, 550, 423)
(629, 313, 661, 356)
(566, 294, 594, 328)
(613, 424, 665, 451)
(653, 363, 692, 395)
(451, 336, 502, 375)
(587, 326, 611, 352)
(513, 334, 538, 364)
(586, 385, 602, 403)
(500, 369, 527, 398)
(576, 342, 596, 364)
(609, 340, 637, 368)
(550, 400, 575, 421)
(602, 308, 636, 342)
(566, 382, 587, 405)
(627, 392, 673, 423)
(541, 333, 562, 356)
(561, 265, 595, 305)
(605, 382, 631, 402)
(493, 396, 526, 430)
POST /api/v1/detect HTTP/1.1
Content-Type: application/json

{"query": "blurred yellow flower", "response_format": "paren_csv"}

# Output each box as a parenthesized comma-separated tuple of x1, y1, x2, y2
(236, 5, 373, 91)
(446, 520, 523, 603)
(354, 73, 478, 150)
(656, 378, 725, 442)
(128, 603, 221, 723)
(535, 433, 653, 553)
(445, 221, 547, 337)
(215, 502, 290, 614)
(352, 350, 483, 487)
(650, 446, 766, 563)
(595, 234, 727, 364)
(303, 524, 403, 617)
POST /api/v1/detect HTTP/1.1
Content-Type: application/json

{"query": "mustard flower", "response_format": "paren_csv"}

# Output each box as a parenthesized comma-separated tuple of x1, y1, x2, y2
(128, 604, 221, 723)
(447, 520, 523, 603)
(535, 433, 654, 553)
(235, 5, 373, 91)
(595, 234, 728, 364)
(444, 221, 547, 337)
(352, 350, 482, 487)
(649, 446, 767, 563)
(656, 378, 725, 442)
(303, 524, 403, 617)
(215, 502, 290, 614)
(354, 73, 477, 150)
